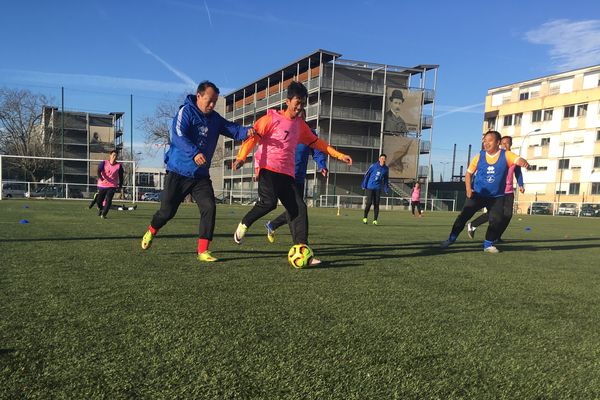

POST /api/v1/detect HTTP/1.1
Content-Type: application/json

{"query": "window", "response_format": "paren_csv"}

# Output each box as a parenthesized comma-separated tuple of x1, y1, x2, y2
(555, 190, 567, 195)
(558, 159, 570, 169)
(514, 113, 522, 126)
(569, 183, 580, 195)
(577, 103, 588, 117)
(592, 182, 600, 195)
(543, 109, 553, 121)
(528, 165, 538, 171)
(503, 115, 513, 126)
(541, 137, 550, 146)
(597, 130, 600, 141)
(538, 166, 548, 171)
(519, 92, 529, 100)
(564, 105, 575, 118)
(594, 156, 600, 169)
(486, 118, 496, 130)
(532, 109, 542, 122)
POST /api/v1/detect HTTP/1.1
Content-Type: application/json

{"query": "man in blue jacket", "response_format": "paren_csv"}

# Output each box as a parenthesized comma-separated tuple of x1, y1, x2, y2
(141, 81, 254, 262)
(361, 154, 389, 225)
(264, 121, 328, 243)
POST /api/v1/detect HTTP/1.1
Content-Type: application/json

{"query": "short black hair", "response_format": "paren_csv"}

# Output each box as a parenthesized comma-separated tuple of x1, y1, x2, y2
(501, 135, 513, 145)
(197, 80, 220, 95)
(485, 130, 501, 142)
(379, 154, 387, 158)
(109, 150, 118, 155)
(286, 81, 308, 100)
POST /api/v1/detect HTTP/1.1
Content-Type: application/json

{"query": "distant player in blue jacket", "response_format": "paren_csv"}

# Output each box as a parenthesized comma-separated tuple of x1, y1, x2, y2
(265, 110, 328, 243)
(361, 154, 389, 225)
(141, 81, 254, 262)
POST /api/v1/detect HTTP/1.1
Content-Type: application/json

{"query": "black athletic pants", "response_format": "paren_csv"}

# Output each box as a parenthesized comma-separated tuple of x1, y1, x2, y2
(94, 187, 117, 217)
(449, 194, 504, 242)
(363, 189, 381, 220)
(411, 200, 422, 215)
(470, 193, 514, 239)
(150, 172, 216, 240)
(270, 181, 305, 230)
(241, 169, 308, 244)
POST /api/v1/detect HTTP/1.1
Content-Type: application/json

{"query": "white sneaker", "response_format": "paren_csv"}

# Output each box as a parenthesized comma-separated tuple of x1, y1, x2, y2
(483, 246, 499, 253)
(234, 223, 247, 244)
(467, 222, 476, 239)
(440, 239, 454, 249)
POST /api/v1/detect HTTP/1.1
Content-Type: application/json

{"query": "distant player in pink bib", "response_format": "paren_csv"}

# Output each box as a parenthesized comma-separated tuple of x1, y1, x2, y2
(89, 150, 123, 219)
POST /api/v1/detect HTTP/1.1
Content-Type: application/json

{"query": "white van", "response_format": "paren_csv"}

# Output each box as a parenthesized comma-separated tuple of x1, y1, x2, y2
(2, 182, 27, 198)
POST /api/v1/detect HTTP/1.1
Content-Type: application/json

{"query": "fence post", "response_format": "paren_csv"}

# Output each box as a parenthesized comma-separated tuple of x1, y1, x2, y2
(0, 155, 3, 201)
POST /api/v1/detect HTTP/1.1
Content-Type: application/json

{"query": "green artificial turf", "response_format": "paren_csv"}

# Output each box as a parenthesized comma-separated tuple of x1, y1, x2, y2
(1, 199, 599, 399)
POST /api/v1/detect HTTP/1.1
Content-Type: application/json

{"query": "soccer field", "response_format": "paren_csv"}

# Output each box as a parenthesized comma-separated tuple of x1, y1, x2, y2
(1, 200, 599, 398)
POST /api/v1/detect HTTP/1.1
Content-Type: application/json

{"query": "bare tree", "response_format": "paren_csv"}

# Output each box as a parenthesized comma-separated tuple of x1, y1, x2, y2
(0, 87, 56, 182)
(139, 99, 181, 150)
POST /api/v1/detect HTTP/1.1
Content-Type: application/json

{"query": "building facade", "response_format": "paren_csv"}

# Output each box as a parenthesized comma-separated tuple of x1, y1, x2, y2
(484, 65, 600, 208)
(41, 106, 124, 186)
(220, 50, 437, 204)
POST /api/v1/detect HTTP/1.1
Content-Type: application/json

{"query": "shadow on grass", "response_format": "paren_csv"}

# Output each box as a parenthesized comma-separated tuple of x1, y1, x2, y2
(0, 348, 17, 356)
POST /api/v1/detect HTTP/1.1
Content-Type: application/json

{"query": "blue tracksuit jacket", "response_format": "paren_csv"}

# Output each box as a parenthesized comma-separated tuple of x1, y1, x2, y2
(165, 94, 249, 178)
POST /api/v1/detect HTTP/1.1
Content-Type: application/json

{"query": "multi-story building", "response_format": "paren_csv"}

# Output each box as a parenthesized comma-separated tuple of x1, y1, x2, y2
(220, 49, 437, 204)
(484, 65, 600, 207)
(41, 107, 124, 186)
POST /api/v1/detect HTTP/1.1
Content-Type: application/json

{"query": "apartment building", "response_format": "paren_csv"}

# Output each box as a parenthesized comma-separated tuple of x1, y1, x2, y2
(220, 49, 437, 203)
(41, 106, 125, 185)
(484, 65, 600, 206)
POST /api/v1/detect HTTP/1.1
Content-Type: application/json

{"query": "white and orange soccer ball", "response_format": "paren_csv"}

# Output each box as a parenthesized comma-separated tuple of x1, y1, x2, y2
(287, 244, 314, 268)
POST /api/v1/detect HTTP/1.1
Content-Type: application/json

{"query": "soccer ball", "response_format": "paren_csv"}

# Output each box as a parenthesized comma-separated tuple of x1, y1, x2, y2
(287, 244, 314, 269)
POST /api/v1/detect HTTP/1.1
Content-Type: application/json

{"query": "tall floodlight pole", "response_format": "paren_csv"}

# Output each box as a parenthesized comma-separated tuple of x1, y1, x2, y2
(130, 94, 134, 160)
(61, 87, 65, 186)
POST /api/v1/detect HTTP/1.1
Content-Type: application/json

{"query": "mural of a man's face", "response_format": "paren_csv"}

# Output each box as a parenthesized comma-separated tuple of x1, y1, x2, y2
(390, 98, 403, 114)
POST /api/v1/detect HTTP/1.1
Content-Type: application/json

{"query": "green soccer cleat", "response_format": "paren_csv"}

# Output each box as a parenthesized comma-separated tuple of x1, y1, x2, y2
(362, 218, 368, 224)
(373, 220, 378, 225)
(141, 230, 154, 250)
(198, 251, 218, 262)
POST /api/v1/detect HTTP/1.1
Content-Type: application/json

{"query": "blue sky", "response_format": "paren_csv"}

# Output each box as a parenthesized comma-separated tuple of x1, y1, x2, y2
(2, 0, 600, 178)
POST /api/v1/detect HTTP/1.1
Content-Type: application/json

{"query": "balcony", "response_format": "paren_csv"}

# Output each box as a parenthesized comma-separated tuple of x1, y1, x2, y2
(321, 77, 384, 95)
(330, 133, 379, 148)
(422, 115, 433, 129)
(331, 161, 372, 174)
(320, 104, 381, 122)
(420, 140, 431, 153)
(423, 89, 435, 104)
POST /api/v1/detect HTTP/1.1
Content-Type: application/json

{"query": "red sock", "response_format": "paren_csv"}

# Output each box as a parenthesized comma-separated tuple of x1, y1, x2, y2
(149, 225, 158, 236)
(198, 238, 210, 254)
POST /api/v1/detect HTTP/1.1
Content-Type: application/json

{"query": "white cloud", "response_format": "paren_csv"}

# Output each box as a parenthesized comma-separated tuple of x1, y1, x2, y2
(435, 102, 484, 119)
(132, 39, 197, 87)
(525, 19, 600, 71)
(0, 68, 193, 94)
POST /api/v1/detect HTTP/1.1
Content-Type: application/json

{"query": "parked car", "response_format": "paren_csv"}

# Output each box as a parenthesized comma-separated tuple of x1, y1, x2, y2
(527, 202, 552, 215)
(580, 204, 600, 217)
(142, 192, 161, 202)
(2, 182, 27, 198)
(557, 202, 577, 216)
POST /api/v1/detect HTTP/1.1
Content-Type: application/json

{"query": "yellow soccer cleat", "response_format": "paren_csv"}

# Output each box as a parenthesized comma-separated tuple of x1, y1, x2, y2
(373, 220, 378, 225)
(198, 251, 218, 262)
(265, 221, 275, 243)
(362, 218, 368, 224)
(141, 230, 154, 250)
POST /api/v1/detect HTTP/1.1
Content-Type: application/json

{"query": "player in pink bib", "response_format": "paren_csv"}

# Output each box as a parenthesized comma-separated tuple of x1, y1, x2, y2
(89, 150, 123, 219)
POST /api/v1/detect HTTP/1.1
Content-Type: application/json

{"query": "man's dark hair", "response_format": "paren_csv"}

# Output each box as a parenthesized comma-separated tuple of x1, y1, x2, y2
(485, 130, 501, 142)
(380, 154, 387, 158)
(197, 80, 220, 95)
(501, 135, 513, 145)
(286, 81, 308, 100)
(109, 150, 118, 155)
